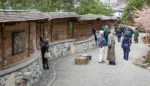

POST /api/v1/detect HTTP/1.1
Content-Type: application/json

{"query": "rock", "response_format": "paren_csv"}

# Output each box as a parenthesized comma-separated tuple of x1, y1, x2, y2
(5, 73, 15, 86)
(0, 77, 5, 86)
(23, 72, 32, 80)
(147, 67, 150, 70)
(15, 75, 23, 85)
(52, 46, 58, 57)
(4, 75, 9, 80)
(70, 44, 76, 54)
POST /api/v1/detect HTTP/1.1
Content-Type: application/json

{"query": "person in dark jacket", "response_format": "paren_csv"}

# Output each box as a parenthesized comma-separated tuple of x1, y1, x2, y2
(40, 36, 49, 69)
(92, 28, 97, 45)
(121, 34, 131, 61)
(116, 29, 122, 42)
(104, 25, 110, 45)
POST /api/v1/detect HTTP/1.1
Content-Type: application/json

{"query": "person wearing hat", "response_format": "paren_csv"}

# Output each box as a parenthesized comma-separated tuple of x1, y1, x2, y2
(134, 27, 139, 43)
(97, 30, 107, 63)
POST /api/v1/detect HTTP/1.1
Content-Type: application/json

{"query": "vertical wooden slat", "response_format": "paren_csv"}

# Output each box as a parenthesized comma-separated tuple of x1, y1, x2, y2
(28, 23, 30, 57)
(1, 23, 5, 68)
(51, 20, 53, 42)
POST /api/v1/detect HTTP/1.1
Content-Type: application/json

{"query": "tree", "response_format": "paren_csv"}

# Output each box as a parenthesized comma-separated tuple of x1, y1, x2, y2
(74, 0, 114, 16)
(0, 0, 75, 12)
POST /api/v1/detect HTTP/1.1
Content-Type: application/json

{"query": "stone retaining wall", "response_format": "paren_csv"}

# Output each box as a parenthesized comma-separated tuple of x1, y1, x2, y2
(0, 36, 95, 86)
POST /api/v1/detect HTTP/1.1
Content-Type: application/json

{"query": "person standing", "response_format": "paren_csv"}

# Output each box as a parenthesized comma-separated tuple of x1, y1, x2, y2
(92, 28, 97, 45)
(107, 33, 116, 65)
(40, 36, 50, 69)
(134, 27, 139, 43)
(122, 34, 131, 61)
(104, 25, 110, 45)
(116, 29, 122, 42)
(97, 30, 107, 63)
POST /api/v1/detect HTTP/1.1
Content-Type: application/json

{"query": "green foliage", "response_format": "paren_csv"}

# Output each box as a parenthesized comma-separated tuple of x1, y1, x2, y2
(0, 0, 114, 16)
(74, 0, 114, 16)
(0, 0, 75, 12)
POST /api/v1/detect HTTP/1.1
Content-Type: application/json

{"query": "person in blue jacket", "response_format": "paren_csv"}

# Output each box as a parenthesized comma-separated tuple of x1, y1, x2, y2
(121, 34, 131, 61)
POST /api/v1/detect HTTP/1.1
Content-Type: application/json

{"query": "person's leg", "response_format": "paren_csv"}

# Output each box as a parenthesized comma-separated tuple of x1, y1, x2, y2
(102, 46, 107, 62)
(126, 51, 129, 60)
(45, 58, 49, 69)
(99, 47, 105, 63)
(106, 36, 108, 45)
(117, 36, 119, 42)
(123, 50, 126, 60)
(118, 36, 121, 42)
(99, 48, 103, 62)
(41, 51, 46, 69)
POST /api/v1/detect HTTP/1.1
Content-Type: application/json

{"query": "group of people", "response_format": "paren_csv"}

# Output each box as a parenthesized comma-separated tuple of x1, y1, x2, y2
(93, 25, 139, 65)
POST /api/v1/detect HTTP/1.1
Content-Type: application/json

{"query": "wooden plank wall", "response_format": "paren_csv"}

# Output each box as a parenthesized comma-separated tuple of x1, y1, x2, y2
(73, 21, 93, 40)
(4, 22, 29, 66)
(52, 19, 69, 41)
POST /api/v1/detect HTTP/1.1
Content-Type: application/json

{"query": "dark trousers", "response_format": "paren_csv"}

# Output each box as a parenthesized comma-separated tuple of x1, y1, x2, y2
(41, 51, 49, 69)
(124, 50, 129, 60)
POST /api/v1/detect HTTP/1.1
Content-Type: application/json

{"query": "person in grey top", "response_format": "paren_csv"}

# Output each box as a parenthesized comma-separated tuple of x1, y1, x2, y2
(97, 30, 107, 63)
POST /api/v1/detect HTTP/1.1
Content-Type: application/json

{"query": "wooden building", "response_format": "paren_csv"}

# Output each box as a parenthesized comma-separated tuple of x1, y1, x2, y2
(0, 10, 48, 69)
(43, 12, 79, 42)
(73, 14, 117, 40)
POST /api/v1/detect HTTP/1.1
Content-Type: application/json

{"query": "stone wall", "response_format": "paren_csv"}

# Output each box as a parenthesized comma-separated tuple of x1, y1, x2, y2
(0, 51, 42, 86)
(48, 36, 95, 59)
(0, 36, 96, 86)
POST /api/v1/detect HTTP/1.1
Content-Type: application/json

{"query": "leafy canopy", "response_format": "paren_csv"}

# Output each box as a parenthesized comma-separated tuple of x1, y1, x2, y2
(0, 0, 114, 16)
(74, 0, 114, 16)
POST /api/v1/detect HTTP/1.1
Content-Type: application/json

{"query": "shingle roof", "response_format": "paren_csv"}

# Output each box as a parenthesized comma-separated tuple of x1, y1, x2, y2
(0, 10, 48, 23)
(46, 12, 79, 20)
(78, 14, 117, 21)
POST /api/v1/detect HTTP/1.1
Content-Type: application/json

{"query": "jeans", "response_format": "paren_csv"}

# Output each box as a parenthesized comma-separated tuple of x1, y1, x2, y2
(124, 50, 129, 60)
(104, 36, 108, 45)
(117, 34, 121, 42)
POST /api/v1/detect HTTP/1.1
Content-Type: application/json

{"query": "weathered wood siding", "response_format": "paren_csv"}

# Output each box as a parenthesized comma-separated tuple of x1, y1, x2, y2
(73, 21, 93, 40)
(52, 19, 69, 41)
(2, 22, 37, 66)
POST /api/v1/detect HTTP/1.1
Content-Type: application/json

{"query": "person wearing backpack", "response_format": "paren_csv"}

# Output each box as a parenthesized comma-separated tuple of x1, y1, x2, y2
(104, 25, 110, 45)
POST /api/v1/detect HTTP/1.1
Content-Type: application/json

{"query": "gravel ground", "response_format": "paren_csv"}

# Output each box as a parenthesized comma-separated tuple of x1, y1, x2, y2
(34, 33, 150, 86)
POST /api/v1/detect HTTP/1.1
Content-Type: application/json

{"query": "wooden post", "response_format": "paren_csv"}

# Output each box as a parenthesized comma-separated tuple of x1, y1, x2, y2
(1, 23, 5, 68)
(51, 20, 53, 42)
(0, 24, 2, 68)
(28, 23, 31, 57)
(72, 21, 75, 39)
(68, 19, 70, 39)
